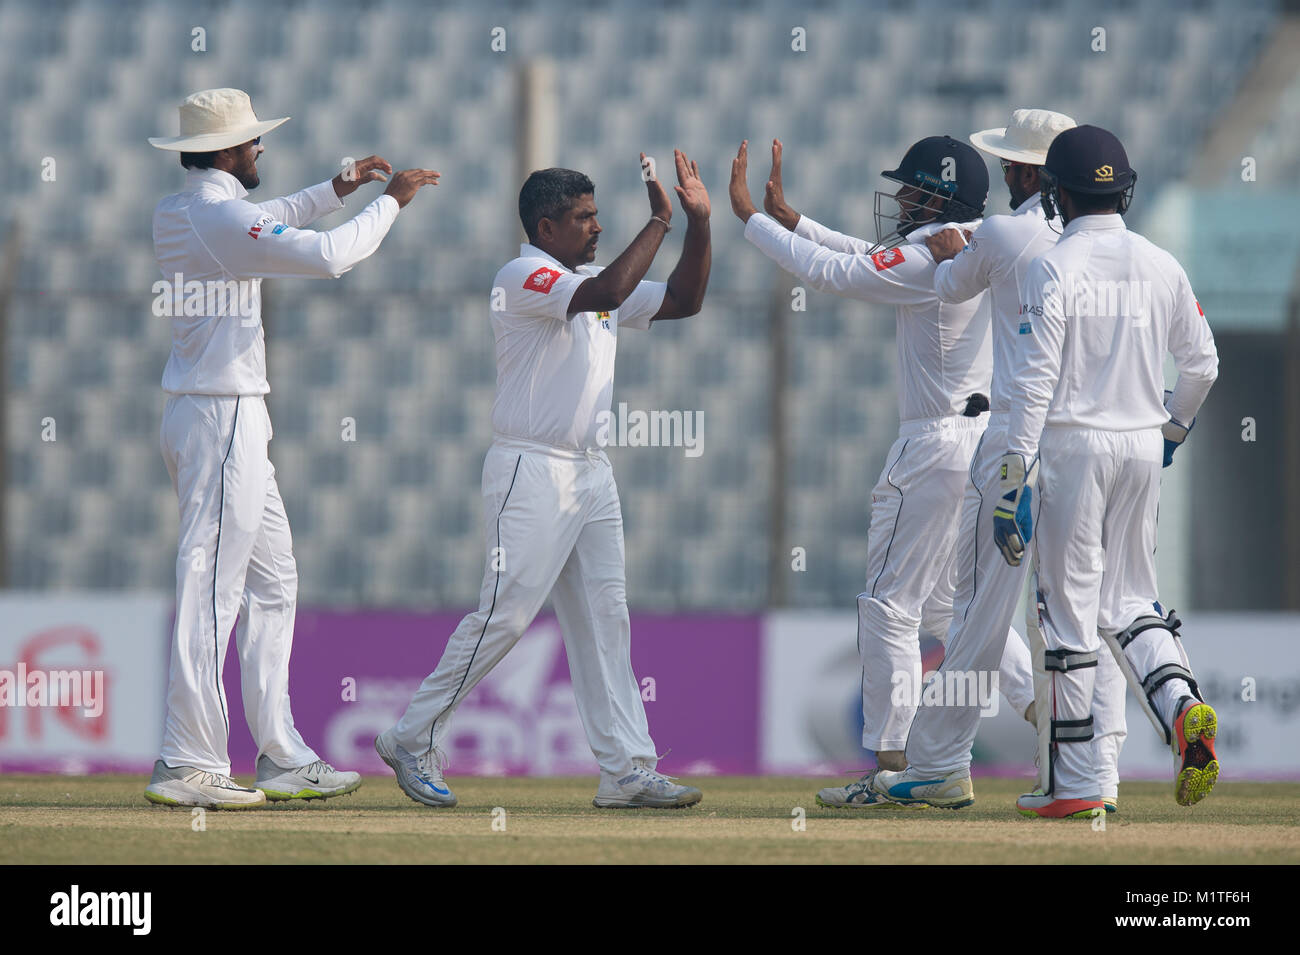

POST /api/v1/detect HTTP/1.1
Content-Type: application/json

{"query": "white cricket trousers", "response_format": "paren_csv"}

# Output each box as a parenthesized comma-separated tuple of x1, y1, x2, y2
(394, 436, 657, 777)
(903, 417, 1123, 787)
(1033, 426, 1191, 799)
(159, 394, 317, 775)
(858, 414, 1033, 752)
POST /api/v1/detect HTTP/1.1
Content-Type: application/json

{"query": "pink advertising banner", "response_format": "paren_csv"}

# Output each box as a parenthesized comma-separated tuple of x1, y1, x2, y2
(222, 610, 762, 777)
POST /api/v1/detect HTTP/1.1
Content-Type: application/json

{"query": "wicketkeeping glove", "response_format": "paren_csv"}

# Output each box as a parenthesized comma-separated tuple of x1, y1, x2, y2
(992, 452, 1039, 567)
(1161, 389, 1195, 468)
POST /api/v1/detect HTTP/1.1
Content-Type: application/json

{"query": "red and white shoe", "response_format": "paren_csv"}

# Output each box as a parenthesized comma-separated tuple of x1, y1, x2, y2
(1016, 789, 1103, 819)
(1174, 699, 1219, 807)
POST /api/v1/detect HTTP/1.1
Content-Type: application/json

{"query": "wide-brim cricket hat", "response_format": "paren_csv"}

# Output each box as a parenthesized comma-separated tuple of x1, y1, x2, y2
(149, 88, 288, 151)
(969, 108, 1076, 165)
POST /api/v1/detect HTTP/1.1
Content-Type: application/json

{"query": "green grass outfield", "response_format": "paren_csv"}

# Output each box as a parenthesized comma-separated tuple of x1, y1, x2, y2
(1, 775, 1297, 864)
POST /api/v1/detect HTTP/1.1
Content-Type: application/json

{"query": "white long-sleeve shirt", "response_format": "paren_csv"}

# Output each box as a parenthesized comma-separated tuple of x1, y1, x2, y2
(1005, 214, 1219, 459)
(153, 167, 400, 396)
(744, 212, 992, 421)
(933, 198, 1060, 413)
(489, 243, 667, 450)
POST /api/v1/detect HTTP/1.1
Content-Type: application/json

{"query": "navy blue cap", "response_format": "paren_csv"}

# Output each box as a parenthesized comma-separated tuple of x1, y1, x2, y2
(1042, 125, 1135, 195)
(882, 135, 989, 218)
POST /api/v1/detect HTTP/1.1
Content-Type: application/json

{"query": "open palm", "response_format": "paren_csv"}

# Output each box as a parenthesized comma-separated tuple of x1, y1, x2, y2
(673, 149, 710, 219)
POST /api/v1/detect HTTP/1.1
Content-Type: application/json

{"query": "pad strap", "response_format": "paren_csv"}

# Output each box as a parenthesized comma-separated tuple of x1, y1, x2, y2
(1142, 663, 1197, 697)
(1051, 716, 1095, 743)
(1116, 615, 1167, 650)
(1043, 648, 1098, 672)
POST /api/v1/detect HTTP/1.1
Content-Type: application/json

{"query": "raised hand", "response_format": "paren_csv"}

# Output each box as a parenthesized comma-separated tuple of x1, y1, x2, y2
(382, 168, 441, 209)
(672, 148, 710, 221)
(642, 152, 673, 225)
(763, 139, 799, 230)
(924, 227, 972, 264)
(729, 140, 757, 223)
(332, 155, 393, 199)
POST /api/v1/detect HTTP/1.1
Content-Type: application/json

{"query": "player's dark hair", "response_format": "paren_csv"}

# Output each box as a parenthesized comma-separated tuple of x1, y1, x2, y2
(180, 150, 220, 170)
(519, 168, 595, 243)
(1060, 185, 1123, 216)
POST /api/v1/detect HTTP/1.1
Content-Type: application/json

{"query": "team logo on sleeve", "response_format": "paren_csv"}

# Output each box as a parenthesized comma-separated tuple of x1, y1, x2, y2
(870, 248, 905, 271)
(247, 213, 274, 239)
(524, 267, 562, 293)
(596, 311, 612, 331)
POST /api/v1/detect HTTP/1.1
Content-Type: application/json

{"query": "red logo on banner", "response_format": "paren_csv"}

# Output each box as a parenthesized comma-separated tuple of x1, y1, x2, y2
(871, 248, 905, 271)
(0, 626, 108, 742)
(524, 267, 562, 293)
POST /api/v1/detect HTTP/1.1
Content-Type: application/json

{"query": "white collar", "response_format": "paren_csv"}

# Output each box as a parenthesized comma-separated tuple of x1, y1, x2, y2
(520, 242, 590, 275)
(185, 167, 249, 200)
(1062, 213, 1126, 237)
(1010, 196, 1042, 217)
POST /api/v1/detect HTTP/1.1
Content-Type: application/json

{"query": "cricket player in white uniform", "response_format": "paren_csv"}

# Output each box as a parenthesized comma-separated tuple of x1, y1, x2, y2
(378, 151, 712, 809)
(729, 138, 1034, 808)
(145, 89, 439, 809)
(994, 126, 1218, 817)
(870, 110, 1128, 812)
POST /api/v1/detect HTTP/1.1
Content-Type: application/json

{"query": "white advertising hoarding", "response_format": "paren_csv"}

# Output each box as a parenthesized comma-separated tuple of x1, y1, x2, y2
(0, 594, 170, 772)
(761, 610, 1300, 781)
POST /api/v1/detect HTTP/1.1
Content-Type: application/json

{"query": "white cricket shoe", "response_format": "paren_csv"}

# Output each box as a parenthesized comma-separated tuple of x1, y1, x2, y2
(144, 760, 267, 810)
(870, 765, 975, 808)
(593, 763, 702, 809)
(255, 755, 362, 801)
(374, 729, 457, 808)
(816, 770, 928, 809)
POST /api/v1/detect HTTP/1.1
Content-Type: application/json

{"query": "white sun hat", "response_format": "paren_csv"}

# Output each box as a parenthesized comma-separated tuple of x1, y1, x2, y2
(148, 88, 289, 151)
(969, 108, 1077, 165)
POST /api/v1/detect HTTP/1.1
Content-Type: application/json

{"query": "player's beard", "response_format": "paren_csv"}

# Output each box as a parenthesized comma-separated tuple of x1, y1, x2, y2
(236, 158, 260, 190)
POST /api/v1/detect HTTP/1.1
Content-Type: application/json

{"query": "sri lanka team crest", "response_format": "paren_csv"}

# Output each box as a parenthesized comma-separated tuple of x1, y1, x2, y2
(596, 311, 612, 331)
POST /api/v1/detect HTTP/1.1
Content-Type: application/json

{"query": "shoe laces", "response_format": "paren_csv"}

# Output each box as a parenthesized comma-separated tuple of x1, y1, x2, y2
(300, 759, 336, 775)
(632, 765, 680, 789)
(416, 747, 448, 779)
(198, 771, 241, 790)
(844, 770, 878, 794)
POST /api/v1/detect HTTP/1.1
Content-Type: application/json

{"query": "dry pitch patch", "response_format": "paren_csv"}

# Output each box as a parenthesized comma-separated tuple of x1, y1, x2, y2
(1, 775, 1297, 864)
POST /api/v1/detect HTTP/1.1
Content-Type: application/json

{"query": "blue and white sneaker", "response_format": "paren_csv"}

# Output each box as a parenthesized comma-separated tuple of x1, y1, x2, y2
(815, 770, 927, 809)
(870, 765, 975, 808)
(374, 729, 457, 808)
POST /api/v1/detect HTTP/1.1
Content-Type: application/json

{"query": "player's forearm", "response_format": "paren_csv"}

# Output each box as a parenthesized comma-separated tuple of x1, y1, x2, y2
(313, 194, 400, 277)
(746, 212, 844, 295)
(256, 180, 343, 229)
(1166, 332, 1219, 425)
(794, 213, 873, 256)
(662, 217, 711, 318)
(933, 256, 984, 305)
(1003, 339, 1060, 459)
(1005, 394, 1050, 460)
(1167, 373, 1216, 427)
(580, 220, 670, 311)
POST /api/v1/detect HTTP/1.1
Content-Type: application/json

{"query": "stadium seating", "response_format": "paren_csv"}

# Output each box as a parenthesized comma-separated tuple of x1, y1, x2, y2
(0, 0, 1281, 609)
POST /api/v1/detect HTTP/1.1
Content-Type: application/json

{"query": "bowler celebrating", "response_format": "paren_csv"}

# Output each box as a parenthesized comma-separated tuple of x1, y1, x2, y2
(378, 152, 711, 809)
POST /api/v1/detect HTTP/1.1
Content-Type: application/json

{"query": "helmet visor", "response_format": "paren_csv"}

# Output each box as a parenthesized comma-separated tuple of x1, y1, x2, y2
(871, 181, 950, 252)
